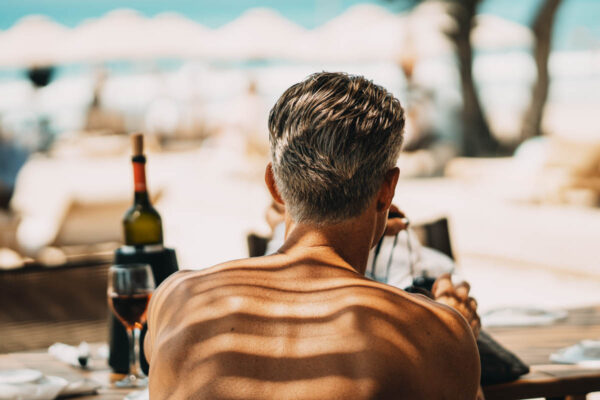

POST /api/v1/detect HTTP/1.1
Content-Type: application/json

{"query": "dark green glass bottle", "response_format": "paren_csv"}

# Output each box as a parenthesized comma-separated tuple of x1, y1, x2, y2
(122, 133, 163, 248)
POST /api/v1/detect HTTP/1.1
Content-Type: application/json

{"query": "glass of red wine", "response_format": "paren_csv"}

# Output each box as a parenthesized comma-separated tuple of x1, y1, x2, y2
(107, 264, 155, 388)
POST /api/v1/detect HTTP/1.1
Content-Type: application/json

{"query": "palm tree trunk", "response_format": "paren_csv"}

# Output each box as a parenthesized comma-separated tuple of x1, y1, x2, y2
(521, 0, 563, 140)
(445, 0, 499, 156)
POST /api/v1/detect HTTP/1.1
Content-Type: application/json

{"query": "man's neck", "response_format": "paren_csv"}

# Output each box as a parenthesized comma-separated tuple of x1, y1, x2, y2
(278, 215, 378, 275)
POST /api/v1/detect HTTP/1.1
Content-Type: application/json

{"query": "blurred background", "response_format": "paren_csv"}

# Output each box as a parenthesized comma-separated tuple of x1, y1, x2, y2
(0, 0, 599, 352)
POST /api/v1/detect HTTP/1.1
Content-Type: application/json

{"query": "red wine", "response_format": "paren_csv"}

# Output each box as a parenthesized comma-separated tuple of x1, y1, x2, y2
(109, 293, 152, 329)
(109, 248, 179, 375)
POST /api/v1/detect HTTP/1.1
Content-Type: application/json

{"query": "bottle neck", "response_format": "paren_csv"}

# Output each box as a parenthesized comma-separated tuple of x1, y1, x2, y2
(132, 155, 150, 205)
(134, 191, 150, 205)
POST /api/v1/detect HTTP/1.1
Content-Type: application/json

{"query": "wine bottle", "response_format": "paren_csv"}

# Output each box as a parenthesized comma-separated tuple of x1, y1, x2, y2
(109, 133, 178, 375)
(122, 133, 163, 249)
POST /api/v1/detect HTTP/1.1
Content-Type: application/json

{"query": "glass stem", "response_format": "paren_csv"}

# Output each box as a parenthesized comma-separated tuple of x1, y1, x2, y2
(127, 327, 140, 380)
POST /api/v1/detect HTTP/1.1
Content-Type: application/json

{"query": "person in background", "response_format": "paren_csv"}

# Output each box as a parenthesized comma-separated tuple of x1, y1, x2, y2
(145, 72, 482, 399)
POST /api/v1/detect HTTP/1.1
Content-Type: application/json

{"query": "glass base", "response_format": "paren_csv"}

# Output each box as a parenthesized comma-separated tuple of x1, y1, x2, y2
(115, 374, 148, 388)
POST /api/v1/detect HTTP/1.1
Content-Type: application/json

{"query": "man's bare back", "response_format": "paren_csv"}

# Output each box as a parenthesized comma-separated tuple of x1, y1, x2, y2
(145, 252, 480, 399)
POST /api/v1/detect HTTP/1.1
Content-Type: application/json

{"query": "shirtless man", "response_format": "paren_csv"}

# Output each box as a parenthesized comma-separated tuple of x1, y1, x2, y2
(145, 72, 481, 399)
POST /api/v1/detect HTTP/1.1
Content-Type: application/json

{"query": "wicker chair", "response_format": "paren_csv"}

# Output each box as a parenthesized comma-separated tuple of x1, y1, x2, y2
(0, 260, 111, 353)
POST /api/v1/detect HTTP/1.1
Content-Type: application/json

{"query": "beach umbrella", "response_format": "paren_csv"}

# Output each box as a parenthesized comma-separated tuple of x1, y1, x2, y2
(205, 8, 306, 60)
(60, 9, 149, 63)
(60, 9, 157, 63)
(298, 4, 407, 62)
(0, 15, 70, 68)
(407, 1, 455, 58)
(148, 13, 210, 59)
(472, 15, 533, 50)
(60, 10, 210, 63)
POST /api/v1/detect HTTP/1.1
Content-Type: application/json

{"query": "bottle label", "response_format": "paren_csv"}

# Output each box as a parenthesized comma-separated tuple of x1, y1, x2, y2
(133, 162, 147, 192)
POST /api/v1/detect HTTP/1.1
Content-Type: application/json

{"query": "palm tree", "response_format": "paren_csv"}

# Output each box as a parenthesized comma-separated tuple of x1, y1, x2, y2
(390, 0, 499, 156)
(520, 0, 563, 140)
(442, 0, 499, 156)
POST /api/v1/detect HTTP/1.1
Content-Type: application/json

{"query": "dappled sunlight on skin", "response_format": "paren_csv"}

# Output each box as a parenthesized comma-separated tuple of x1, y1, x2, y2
(158, 298, 458, 343)
(182, 331, 373, 362)
(144, 221, 478, 399)
(147, 255, 477, 399)
(190, 257, 375, 281)
(182, 350, 400, 395)
(160, 306, 408, 350)
(211, 376, 379, 400)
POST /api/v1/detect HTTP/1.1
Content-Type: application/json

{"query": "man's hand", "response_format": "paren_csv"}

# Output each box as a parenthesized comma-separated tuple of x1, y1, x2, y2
(384, 204, 409, 236)
(432, 274, 481, 338)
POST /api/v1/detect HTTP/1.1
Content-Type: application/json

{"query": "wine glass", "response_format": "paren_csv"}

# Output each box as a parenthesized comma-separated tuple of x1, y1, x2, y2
(107, 264, 155, 388)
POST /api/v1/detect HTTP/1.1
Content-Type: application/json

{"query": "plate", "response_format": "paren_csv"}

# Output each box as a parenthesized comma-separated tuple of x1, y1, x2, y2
(550, 340, 600, 365)
(0, 369, 43, 384)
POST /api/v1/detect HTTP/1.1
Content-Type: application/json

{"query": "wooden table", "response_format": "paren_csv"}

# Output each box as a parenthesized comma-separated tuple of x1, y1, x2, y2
(484, 306, 600, 400)
(1, 307, 600, 399)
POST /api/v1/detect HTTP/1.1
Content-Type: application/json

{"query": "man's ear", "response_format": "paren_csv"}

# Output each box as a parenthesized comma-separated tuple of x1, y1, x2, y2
(376, 167, 399, 212)
(265, 163, 285, 205)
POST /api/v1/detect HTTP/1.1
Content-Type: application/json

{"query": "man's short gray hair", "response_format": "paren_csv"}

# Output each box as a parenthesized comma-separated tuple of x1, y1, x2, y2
(268, 72, 405, 224)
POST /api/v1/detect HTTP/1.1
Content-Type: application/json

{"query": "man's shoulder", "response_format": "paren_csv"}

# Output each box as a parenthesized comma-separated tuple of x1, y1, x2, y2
(402, 297, 480, 399)
(350, 279, 451, 322)
(348, 282, 479, 392)
(324, 279, 475, 354)
(152, 260, 244, 299)
(147, 261, 240, 321)
(375, 286, 478, 362)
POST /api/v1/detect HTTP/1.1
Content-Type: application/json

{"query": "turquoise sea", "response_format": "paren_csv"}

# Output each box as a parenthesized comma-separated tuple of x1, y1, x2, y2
(0, 0, 598, 51)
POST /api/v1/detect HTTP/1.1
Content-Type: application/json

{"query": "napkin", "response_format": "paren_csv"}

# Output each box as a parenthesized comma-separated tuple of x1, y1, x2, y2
(0, 372, 66, 400)
(48, 342, 89, 368)
(0, 371, 100, 400)
(550, 340, 600, 366)
(482, 307, 567, 327)
(48, 342, 108, 370)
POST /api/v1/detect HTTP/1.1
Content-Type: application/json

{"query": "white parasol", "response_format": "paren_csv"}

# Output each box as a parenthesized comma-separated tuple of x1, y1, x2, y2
(407, 1, 456, 58)
(472, 14, 533, 50)
(60, 10, 153, 63)
(297, 4, 407, 62)
(146, 12, 211, 59)
(205, 8, 306, 61)
(0, 15, 70, 67)
(60, 10, 211, 63)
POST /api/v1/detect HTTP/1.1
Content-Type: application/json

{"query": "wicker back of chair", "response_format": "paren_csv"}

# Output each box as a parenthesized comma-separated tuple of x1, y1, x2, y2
(0, 262, 110, 353)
